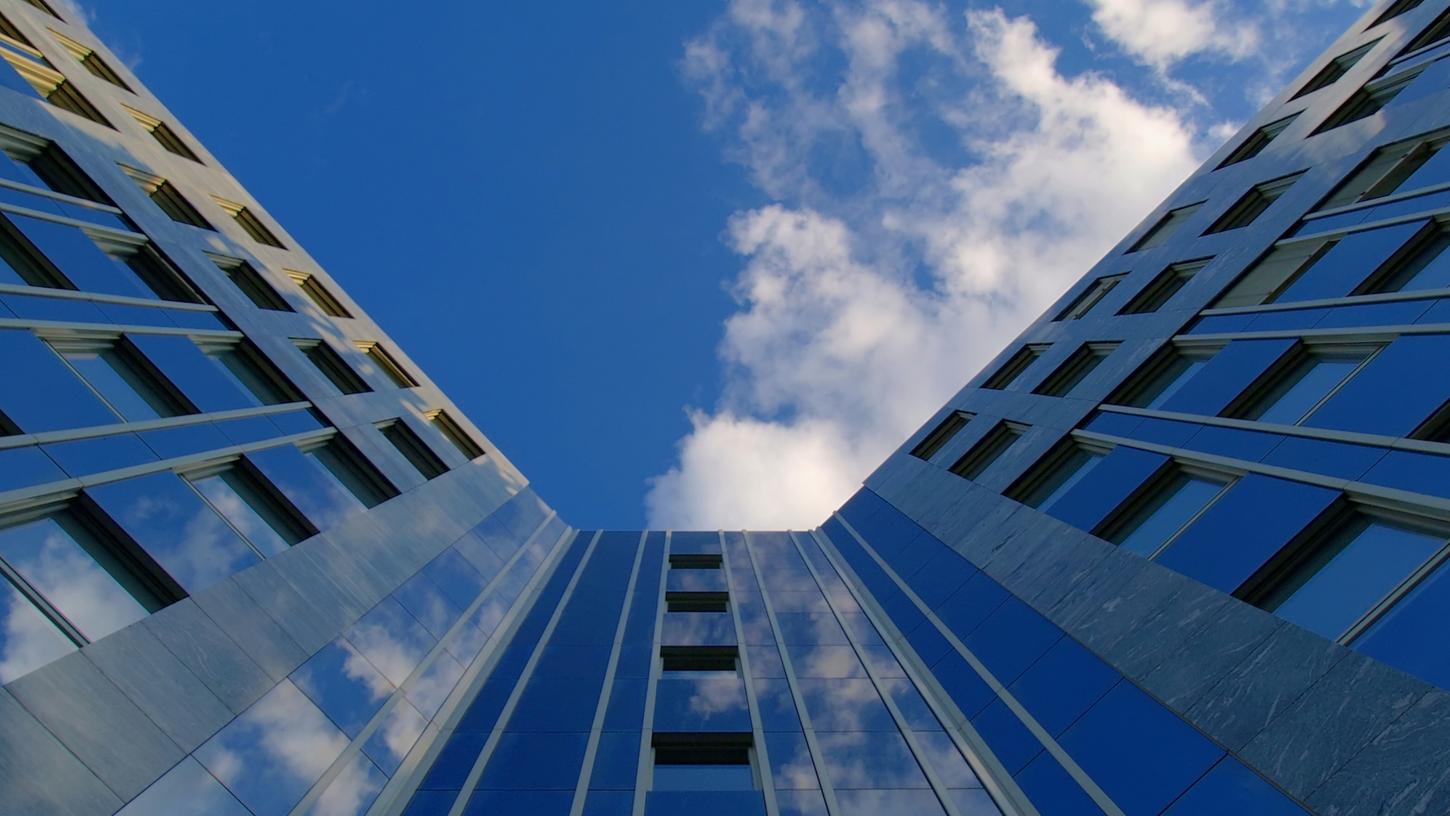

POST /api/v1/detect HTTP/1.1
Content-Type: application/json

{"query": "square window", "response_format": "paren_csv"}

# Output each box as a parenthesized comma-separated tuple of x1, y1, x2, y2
(1293, 42, 1378, 100)
(948, 421, 1027, 481)
(293, 338, 372, 395)
(908, 410, 973, 461)
(356, 341, 419, 389)
(425, 409, 484, 461)
(1203, 173, 1303, 234)
(50, 30, 130, 91)
(1228, 344, 1377, 425)
(1313, 68, 1425, 134)
(666, 592, 730, 613)
(377, 418, 448, 480)
(1217, 114, 1299, 167)
(1097, 466, 1231, 557)
(185, 460, 314, 556)
(1356, 221, 1450, 293)
(1111, 346, 1215, 410)
(0, 503, 175, 651)
(1055, 274, 1125, 321)
(1319, 127, 1450, 211)
(124, 106, 201, 162)
(1247, 510, 1445, 640)
(982, 344, 1049, 390)
(120, 165, 212, 229)
(212, 256, 292, 311)
(205, 339, 303, 406)
(303, 436, 398, 508)
(652, 733, 756, 791)
(211, 195, 283, 248)
(1007, 440, 1108, 511)
(49, 334, 194, 421)
(660, 646, 739, 677)
(1120, 258, 1209, 314)
(1033, 342, 1120, 397)
(286, 270, 353, 318)
(1127, 202, 1203, 253)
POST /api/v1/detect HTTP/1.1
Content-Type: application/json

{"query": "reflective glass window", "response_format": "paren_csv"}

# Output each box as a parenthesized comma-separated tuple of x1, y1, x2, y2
(52, 337, 192, 421)
(1011, 444, 1105, 511)
(1260, 515, 1443, 639)
(1117, 348, 1212, 410)
(0, 575, 74, 681)
(652, 734, 756, 791)
(1237, 347, 1374, 425)
(1103, 470, 1229, 557)
(0, 508, 163, 643)
(188, 463, 312, 556)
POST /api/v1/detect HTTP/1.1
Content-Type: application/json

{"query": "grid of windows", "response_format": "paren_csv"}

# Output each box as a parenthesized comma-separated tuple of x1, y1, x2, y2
(1319, 126, 1450, 210)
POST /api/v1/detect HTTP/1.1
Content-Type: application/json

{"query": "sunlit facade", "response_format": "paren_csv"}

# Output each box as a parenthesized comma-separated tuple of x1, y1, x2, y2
(2, 0, 1450, 814)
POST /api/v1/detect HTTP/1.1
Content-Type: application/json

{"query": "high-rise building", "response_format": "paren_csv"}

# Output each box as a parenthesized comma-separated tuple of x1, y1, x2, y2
(1, 1, 1449, 814)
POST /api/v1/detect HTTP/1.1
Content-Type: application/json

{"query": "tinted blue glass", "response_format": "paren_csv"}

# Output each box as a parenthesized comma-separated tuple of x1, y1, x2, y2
(346, 597, 437, 686)
(856, 638, 907, 679)
(667, 568, 727, 593)
(1180, 425, 1283, 464)
(0, 330, 117, 431)
(1113, 474, 1225, 557)
(363, 700, 428, 776)
(534, 645, 612, 679)
(590, 731, 640, 789)
(971, 698, 1042, 774)
(582, 790, 633, 816)
(1014, 752, 1105, 815)
(1277, 221, 1423, 302)
(1157, 475, 1339, 593)
(914, 729, 983, 788)
(42, 433, 157, 475)
(748, 644, 787, 677)
(963, 597, 1060, 684)
(905, 548, 975, 608)
(654, 677, 752, 732)
(934, 571, 1009, 636)
(815, 729, 929, 788)
(11, 214, 152, 298)
(1251, 356, 1363, 425)
(405, 652, 465, 719)
(1307, 334, 1450, 437)
(787, 643, 866, 678)
(930, 652, 994, 717)
(1165, 757, 1307, 814)
(755, 678, 803, 731)
(306, 752, 385, 816)
(139, 422, 231, 461)
(1060, 682, 1223, 814)
(670, 531, 722, 554)
(1263, 436, 1389, 481)
(652, 763, 756, 791)
(476, 732, 589, 789)
(833, 790, 946, 816)
(661, 612, 735, 646)
(1128, 417, 1200, 447)
(880, 677, 940, 730)
(1158, 340, 1296, 416)
(1271, 519, 1442, 639)
(0, 573, 75, 682)
(765, 731, 818, 789)
(0, 445, 64, 495)
(768, 590, 830, 613)
(402, 790, 457, 815)
(420, 733, 488, 790)
(129, 334, 254, 412)
(603, 677, 648, 730)
(422, 548, 488, 613)
(1007, 636, 1118, 736)
(776, 789, 830, 816)
(1357, 555, 1450, 688)
(247, 443, 366, 531)
(291, 638, 395, 738)
(510, 675, 604, 732)
(644, 791, 766, 813)
(194, 680, 349, 816)
(903, 621, 953, 666)
(1036, 451, 1106, 512)
(1046, 447, 1170, 533)
(796, 678, 896, 731)
(394, 571, 466, 641)
(115, 756, 251, 816)
(465, 790, 572, 815)
(86, 471, 260, 592)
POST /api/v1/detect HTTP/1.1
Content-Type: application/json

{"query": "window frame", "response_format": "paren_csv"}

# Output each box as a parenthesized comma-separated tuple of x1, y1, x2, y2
(1222, 341, 1382, 425)
(948, 421, 1028, 481)
(293, 338, 373, 396)
(981, 344, 1049, 390)
(908, 410, 973, 461)
(1033, 342, 1121, 397)
(1054, 274, 1125, 321)
(1093, 462, 1235, 558)
(1119, 258, 1210, 314)
(1217, 114, 1300, 167)
(376, 418, 449, 480)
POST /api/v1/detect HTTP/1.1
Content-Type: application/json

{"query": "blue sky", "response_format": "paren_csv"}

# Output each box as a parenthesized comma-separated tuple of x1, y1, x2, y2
(79, 0, 1371, 529)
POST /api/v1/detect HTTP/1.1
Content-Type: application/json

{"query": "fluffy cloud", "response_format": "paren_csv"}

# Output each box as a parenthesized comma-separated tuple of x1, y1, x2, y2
(646, 2, 1211, 529)
(1085, 0, 1261, 71)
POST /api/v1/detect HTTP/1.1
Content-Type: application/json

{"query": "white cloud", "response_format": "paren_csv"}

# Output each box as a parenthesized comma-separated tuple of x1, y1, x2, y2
(648, 3, 1210, 529)
(1085, 0, 1261, 72)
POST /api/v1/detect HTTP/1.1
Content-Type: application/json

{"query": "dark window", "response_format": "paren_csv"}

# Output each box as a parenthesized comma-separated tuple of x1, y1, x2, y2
(213, 196, 283, 248)
(1033, 343, 1120, 397)
(1313, 68, 1425, 134)
(1399, 6, 1450, 54)
(1320, 127, 1450, 211)
(216, 258, 292, 311)
(1226, 343, 1377, 425)
(186, 461, 315, 556)
(1127, 203, 1203, 253)
(1120, 258, 1209, 314)
(666, 592, 729, 613)
(305, 436, 398, 508)
(123, 167, 211, 229)
(287, 270, 352, 318)
(1055, 274, 1125, 320)
(1007, 440, 1107, 511)
(207, 339, 303, 406)
(52, 31, 130, 92)
(909, 410, 972, 461)
(1097, 466, 1231, 557)
(377, 419, 448, 480)
(50, 334, 194, 421)
(1214, 239, 1338, 307)
(125, 106, 201, 162)
(1355, 221, 1450, 293)
(1369, 0, 1423, 28)
(357, 341, 419, 389)
(294, 339, 372, 395)
(652, 733, 755, 791)
(661, 646, 738, 674)
(426, 409, 484, 461)
(669, 553, 723, 569)
(1218, 114, 1299, 166)
(1292, 42, 1377, 99)
(1110, 346, 1215, 410)
(1204, 173, 1303, 234)
(0, 49, 112, 127)
(982, 344, 1048, 390)
(948, 421, 1027, 481)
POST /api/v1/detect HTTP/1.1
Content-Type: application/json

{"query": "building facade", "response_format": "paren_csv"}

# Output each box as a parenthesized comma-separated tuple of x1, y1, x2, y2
(1, 0, 1449, 814)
